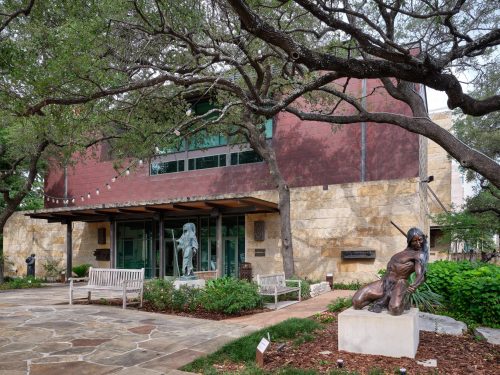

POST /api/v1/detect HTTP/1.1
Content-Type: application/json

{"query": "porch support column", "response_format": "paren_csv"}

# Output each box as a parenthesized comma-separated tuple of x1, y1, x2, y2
(216, 214, 223, 278)
(65, 220, 72, 281)
(110, 220, 116, 268)
(159, 216, 165, 279)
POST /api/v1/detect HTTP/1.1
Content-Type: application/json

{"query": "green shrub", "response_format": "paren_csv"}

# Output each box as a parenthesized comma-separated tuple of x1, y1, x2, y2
(426, 261, 477, 301)
(143, 279, 176, 310)
(405, 273, 443, 313)
(449, 264, 500, 326)
(332, 281, 361, 290)
(0, 276, 43, 290)
(72, 263, 92, 277)
(172, 284, 202, 312)
(287, 276, 311, 300)
(327, 297, 352, 312)
(199, 277, 262, 314)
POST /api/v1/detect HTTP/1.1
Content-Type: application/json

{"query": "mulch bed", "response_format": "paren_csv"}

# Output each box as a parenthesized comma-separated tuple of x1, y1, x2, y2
(74, 298, 269, 320)
(261, 311, 499, 375)
(74, 299, 499, 374)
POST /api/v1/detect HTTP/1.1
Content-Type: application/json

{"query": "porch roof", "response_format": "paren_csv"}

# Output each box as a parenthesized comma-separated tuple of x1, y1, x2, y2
(25, 194, 279, 223)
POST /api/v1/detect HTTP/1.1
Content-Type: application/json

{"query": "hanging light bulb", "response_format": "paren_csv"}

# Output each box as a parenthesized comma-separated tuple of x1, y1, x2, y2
(138, 159, 144, 167)
(55, 199, 59, 204)
(155, 146, 160, 153)
(71, 198, 75, 204)
(111, 176, 117, 183)
(186, 108, 192, 116)
(52, 198, 55, 203)
(174, 129, 181, 136)
(106, 183, 111, 190)
(125, 168, 130, 176)
(81, 195, 84, 202)
(96, 188, 100, 195)
(87, 192, 91, 199)
(46, 196, 50, 202)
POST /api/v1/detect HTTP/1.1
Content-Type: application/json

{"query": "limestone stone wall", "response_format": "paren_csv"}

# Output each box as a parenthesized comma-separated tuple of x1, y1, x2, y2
(3, 212, 109, 278)
(5, 178, 424, 283)
(247, 178, 424, 283)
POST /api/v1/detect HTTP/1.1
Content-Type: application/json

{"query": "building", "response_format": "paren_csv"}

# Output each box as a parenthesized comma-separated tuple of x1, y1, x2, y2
(426, 109, 465, 259)
(4, 79, 429, 282)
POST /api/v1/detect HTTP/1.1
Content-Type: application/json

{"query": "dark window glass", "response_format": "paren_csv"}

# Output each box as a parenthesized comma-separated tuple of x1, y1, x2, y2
(230, 153, 238, 165)
(196, 155, 219, 169)
(238, 150, 263, 164)
(219, 154, 226, 167)
(150, 160, 183, 175)
(188, 159, 195, 170)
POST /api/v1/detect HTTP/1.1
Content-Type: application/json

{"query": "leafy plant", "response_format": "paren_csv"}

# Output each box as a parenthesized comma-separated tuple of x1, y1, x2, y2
(404, 273, 443, 313)
(332, 281, 362, 290)
(43, 258, 63, 278)
(172, 284, 202, 312)
(449, 265, 500, 326)
(72, 263, 92, 278)
(287, 276, 311, 300)
(426, 261, 477, 301)
(327, 297, 353, 312)
(199, 277, 262, 314)
(0, 276, 42, 290)
(143, 279, 176, 310)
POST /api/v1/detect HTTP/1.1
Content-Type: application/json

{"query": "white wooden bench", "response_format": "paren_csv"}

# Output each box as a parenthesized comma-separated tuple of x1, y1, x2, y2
(256, 273, 301, 309)
(69, 267, 145, 309)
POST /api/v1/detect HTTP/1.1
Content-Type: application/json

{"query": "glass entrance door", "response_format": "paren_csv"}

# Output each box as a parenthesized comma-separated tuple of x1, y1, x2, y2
(116, 221, 153, 278)
(223, 237, 238, 277)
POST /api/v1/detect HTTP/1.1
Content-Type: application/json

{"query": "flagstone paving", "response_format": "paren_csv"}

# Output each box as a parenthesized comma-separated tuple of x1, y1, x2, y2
(0, 286, 347, 374)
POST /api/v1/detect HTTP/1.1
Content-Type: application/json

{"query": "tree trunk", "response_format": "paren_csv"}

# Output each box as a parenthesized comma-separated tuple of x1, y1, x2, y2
(245, 119, 295, 277)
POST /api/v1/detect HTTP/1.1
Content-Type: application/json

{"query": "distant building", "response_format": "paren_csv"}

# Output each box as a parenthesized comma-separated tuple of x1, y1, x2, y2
(427, 109, 465, 260)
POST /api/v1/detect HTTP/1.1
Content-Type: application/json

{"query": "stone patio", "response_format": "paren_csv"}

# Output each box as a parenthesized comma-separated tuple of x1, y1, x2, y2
(0, 286, 353, 375)
(0, 287, 257, 375)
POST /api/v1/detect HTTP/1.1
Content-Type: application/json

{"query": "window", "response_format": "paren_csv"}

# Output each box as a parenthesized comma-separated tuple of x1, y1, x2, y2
(150, 160, 185, 175)
(188, 154, 226, 170)
(230, 150, 263, 165)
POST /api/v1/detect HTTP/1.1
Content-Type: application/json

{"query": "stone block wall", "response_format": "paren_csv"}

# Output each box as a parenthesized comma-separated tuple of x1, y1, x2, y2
(5, 178, 424, 283)
(3, 213, 109, 278)
(247, 178, 424, 283)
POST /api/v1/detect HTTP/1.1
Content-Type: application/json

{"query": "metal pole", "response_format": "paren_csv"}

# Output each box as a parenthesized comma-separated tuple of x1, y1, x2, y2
(159, 218, 165, 279)
(109, 220, 116, 268)
(216, 214, 223, 278)
(66, 221, 72, 281)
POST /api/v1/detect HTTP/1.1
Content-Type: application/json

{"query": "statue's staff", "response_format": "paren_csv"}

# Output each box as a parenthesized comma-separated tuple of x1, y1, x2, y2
(390, 220, 406, 237)
(171, 229, 181, 277)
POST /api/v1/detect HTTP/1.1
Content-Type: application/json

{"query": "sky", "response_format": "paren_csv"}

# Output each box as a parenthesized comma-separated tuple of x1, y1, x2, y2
(427, 88, 449, 112)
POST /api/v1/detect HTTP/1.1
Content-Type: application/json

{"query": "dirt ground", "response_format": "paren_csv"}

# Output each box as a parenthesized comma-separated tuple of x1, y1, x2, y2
(262, 311, 499, 375)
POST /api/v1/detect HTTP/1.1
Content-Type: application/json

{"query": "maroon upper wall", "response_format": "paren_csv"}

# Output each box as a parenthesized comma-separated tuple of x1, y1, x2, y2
(44, 79, 420, 208)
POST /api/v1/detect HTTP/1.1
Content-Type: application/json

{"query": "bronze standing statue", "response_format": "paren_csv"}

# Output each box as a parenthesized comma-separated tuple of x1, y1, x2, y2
(352, 227, 429, 315)
(176, 223, 199, 278)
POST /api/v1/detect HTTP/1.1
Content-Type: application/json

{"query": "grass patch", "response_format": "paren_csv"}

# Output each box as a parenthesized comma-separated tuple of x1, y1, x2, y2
(181, 318, 322, 373)
(327, 297, 352, 312)
(332, 281, 361, 290)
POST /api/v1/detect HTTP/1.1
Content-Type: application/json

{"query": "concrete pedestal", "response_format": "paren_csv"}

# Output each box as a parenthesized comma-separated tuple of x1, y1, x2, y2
(173, 279, 205, 290)
(338, 307, 419, 358)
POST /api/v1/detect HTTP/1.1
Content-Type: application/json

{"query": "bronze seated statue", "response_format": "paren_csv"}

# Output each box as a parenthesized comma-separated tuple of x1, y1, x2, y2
(352, 227, 429, 316)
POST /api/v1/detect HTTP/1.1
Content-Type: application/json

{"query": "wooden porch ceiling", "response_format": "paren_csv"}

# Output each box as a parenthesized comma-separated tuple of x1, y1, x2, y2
(26, 197, 279, 223)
